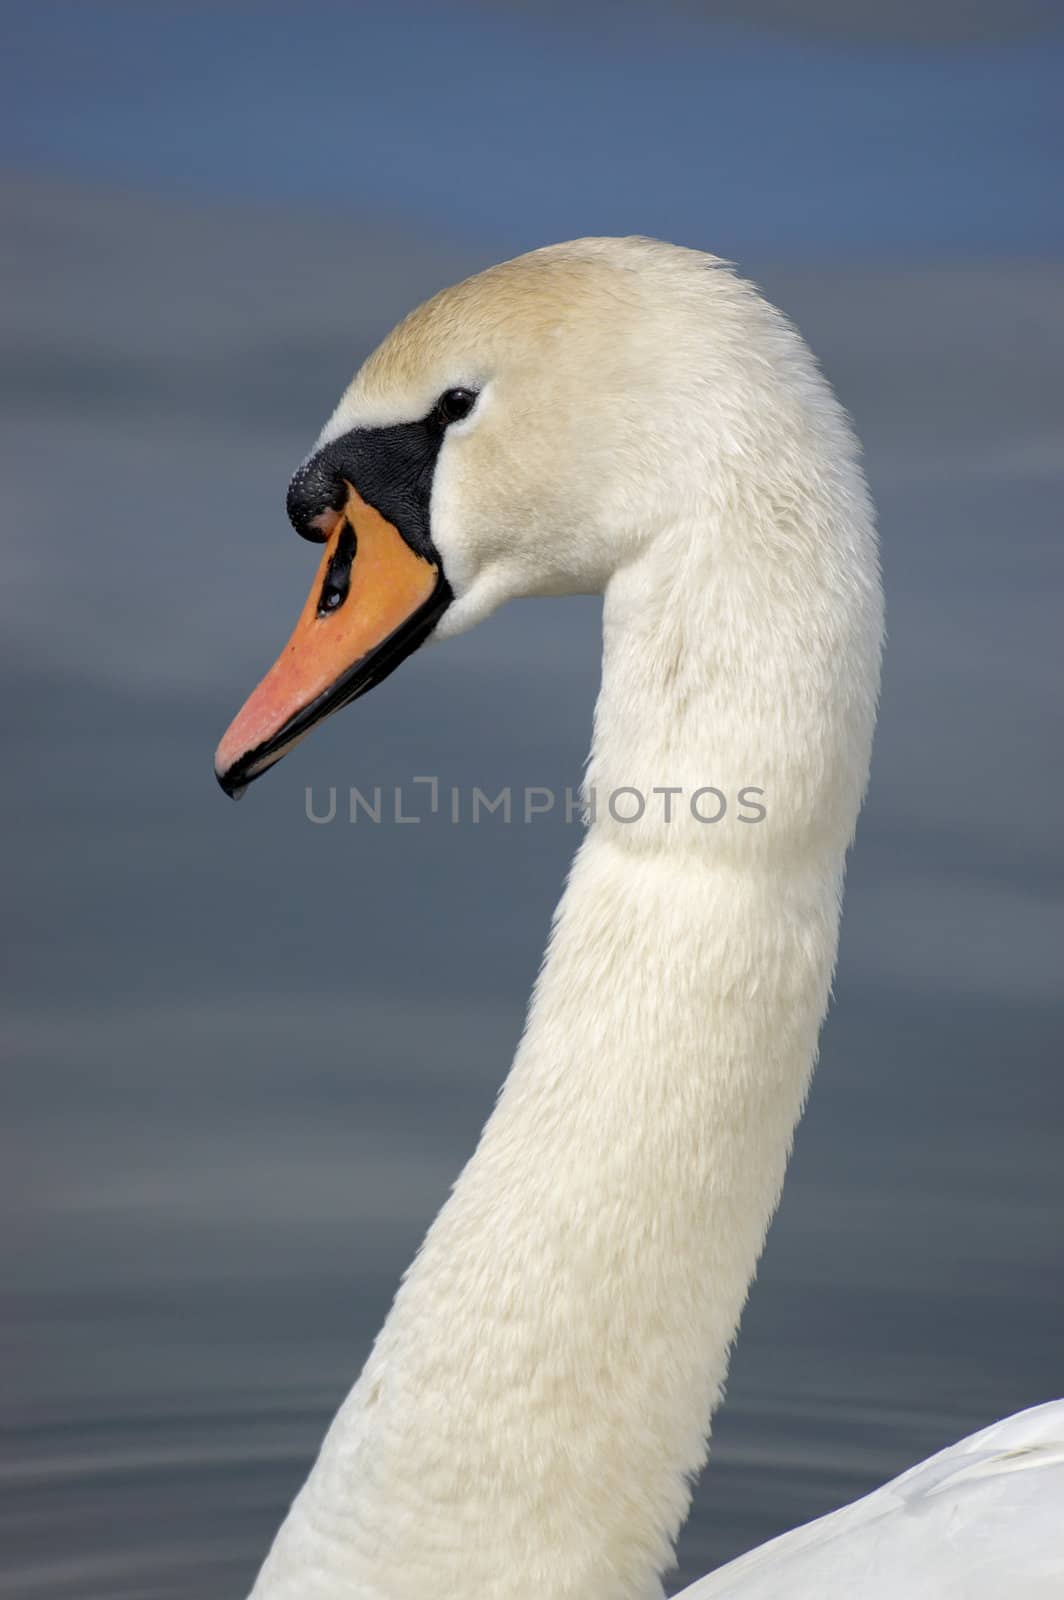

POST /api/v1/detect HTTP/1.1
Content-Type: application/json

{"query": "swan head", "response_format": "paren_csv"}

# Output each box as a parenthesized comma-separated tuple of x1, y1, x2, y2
(215, 236, 875, 798)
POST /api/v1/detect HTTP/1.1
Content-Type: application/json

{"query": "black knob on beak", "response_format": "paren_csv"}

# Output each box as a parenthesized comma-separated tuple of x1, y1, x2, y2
(286, 451, 347, 544)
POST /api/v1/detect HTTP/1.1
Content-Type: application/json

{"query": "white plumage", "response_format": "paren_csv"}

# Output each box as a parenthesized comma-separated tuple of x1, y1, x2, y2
(678, 1402, 1064, 1599)
(225, 239, 1060, 1598)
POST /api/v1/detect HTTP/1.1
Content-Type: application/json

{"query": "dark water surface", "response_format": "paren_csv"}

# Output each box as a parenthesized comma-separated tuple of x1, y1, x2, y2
(4, 176, 1062, 1596)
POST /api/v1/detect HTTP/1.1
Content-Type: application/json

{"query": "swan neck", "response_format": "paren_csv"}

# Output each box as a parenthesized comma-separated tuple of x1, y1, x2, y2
(252, 501, 880, 1600)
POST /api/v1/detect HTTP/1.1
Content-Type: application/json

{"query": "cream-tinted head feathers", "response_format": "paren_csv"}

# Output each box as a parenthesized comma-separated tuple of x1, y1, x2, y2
(314, 236, 873, 642)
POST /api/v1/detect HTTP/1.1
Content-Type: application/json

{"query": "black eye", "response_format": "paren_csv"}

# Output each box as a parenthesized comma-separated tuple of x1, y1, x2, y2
(434, 387, 478, 426)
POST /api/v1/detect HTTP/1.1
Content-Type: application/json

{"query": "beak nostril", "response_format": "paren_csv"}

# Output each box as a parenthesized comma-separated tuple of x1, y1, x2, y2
(316, 522, 357, 618)
(286, 454, 347, 544)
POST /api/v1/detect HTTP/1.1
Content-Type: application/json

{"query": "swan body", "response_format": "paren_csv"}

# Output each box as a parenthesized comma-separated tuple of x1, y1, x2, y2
(677, 1401, 1064, 1599)
(214, 238, 1059, 1597)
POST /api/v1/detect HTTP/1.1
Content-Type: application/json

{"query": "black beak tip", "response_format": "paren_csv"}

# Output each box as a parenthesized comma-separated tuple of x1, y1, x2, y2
(215, 761, 248, 801)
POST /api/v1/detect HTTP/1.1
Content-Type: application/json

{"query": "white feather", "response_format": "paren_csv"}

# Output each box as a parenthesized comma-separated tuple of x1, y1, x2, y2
(677, 1402, 1064, 1599)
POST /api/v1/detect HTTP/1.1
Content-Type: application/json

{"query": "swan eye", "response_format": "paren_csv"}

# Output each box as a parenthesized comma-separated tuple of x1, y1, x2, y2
(434, 388, 478, 426)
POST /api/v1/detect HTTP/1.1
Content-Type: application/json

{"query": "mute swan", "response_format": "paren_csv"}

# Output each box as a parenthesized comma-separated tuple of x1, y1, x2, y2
(215, 238, 1063, 1599)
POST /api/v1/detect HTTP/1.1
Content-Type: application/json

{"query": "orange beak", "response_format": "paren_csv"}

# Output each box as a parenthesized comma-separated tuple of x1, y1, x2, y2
(214, 485, 449, 797)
